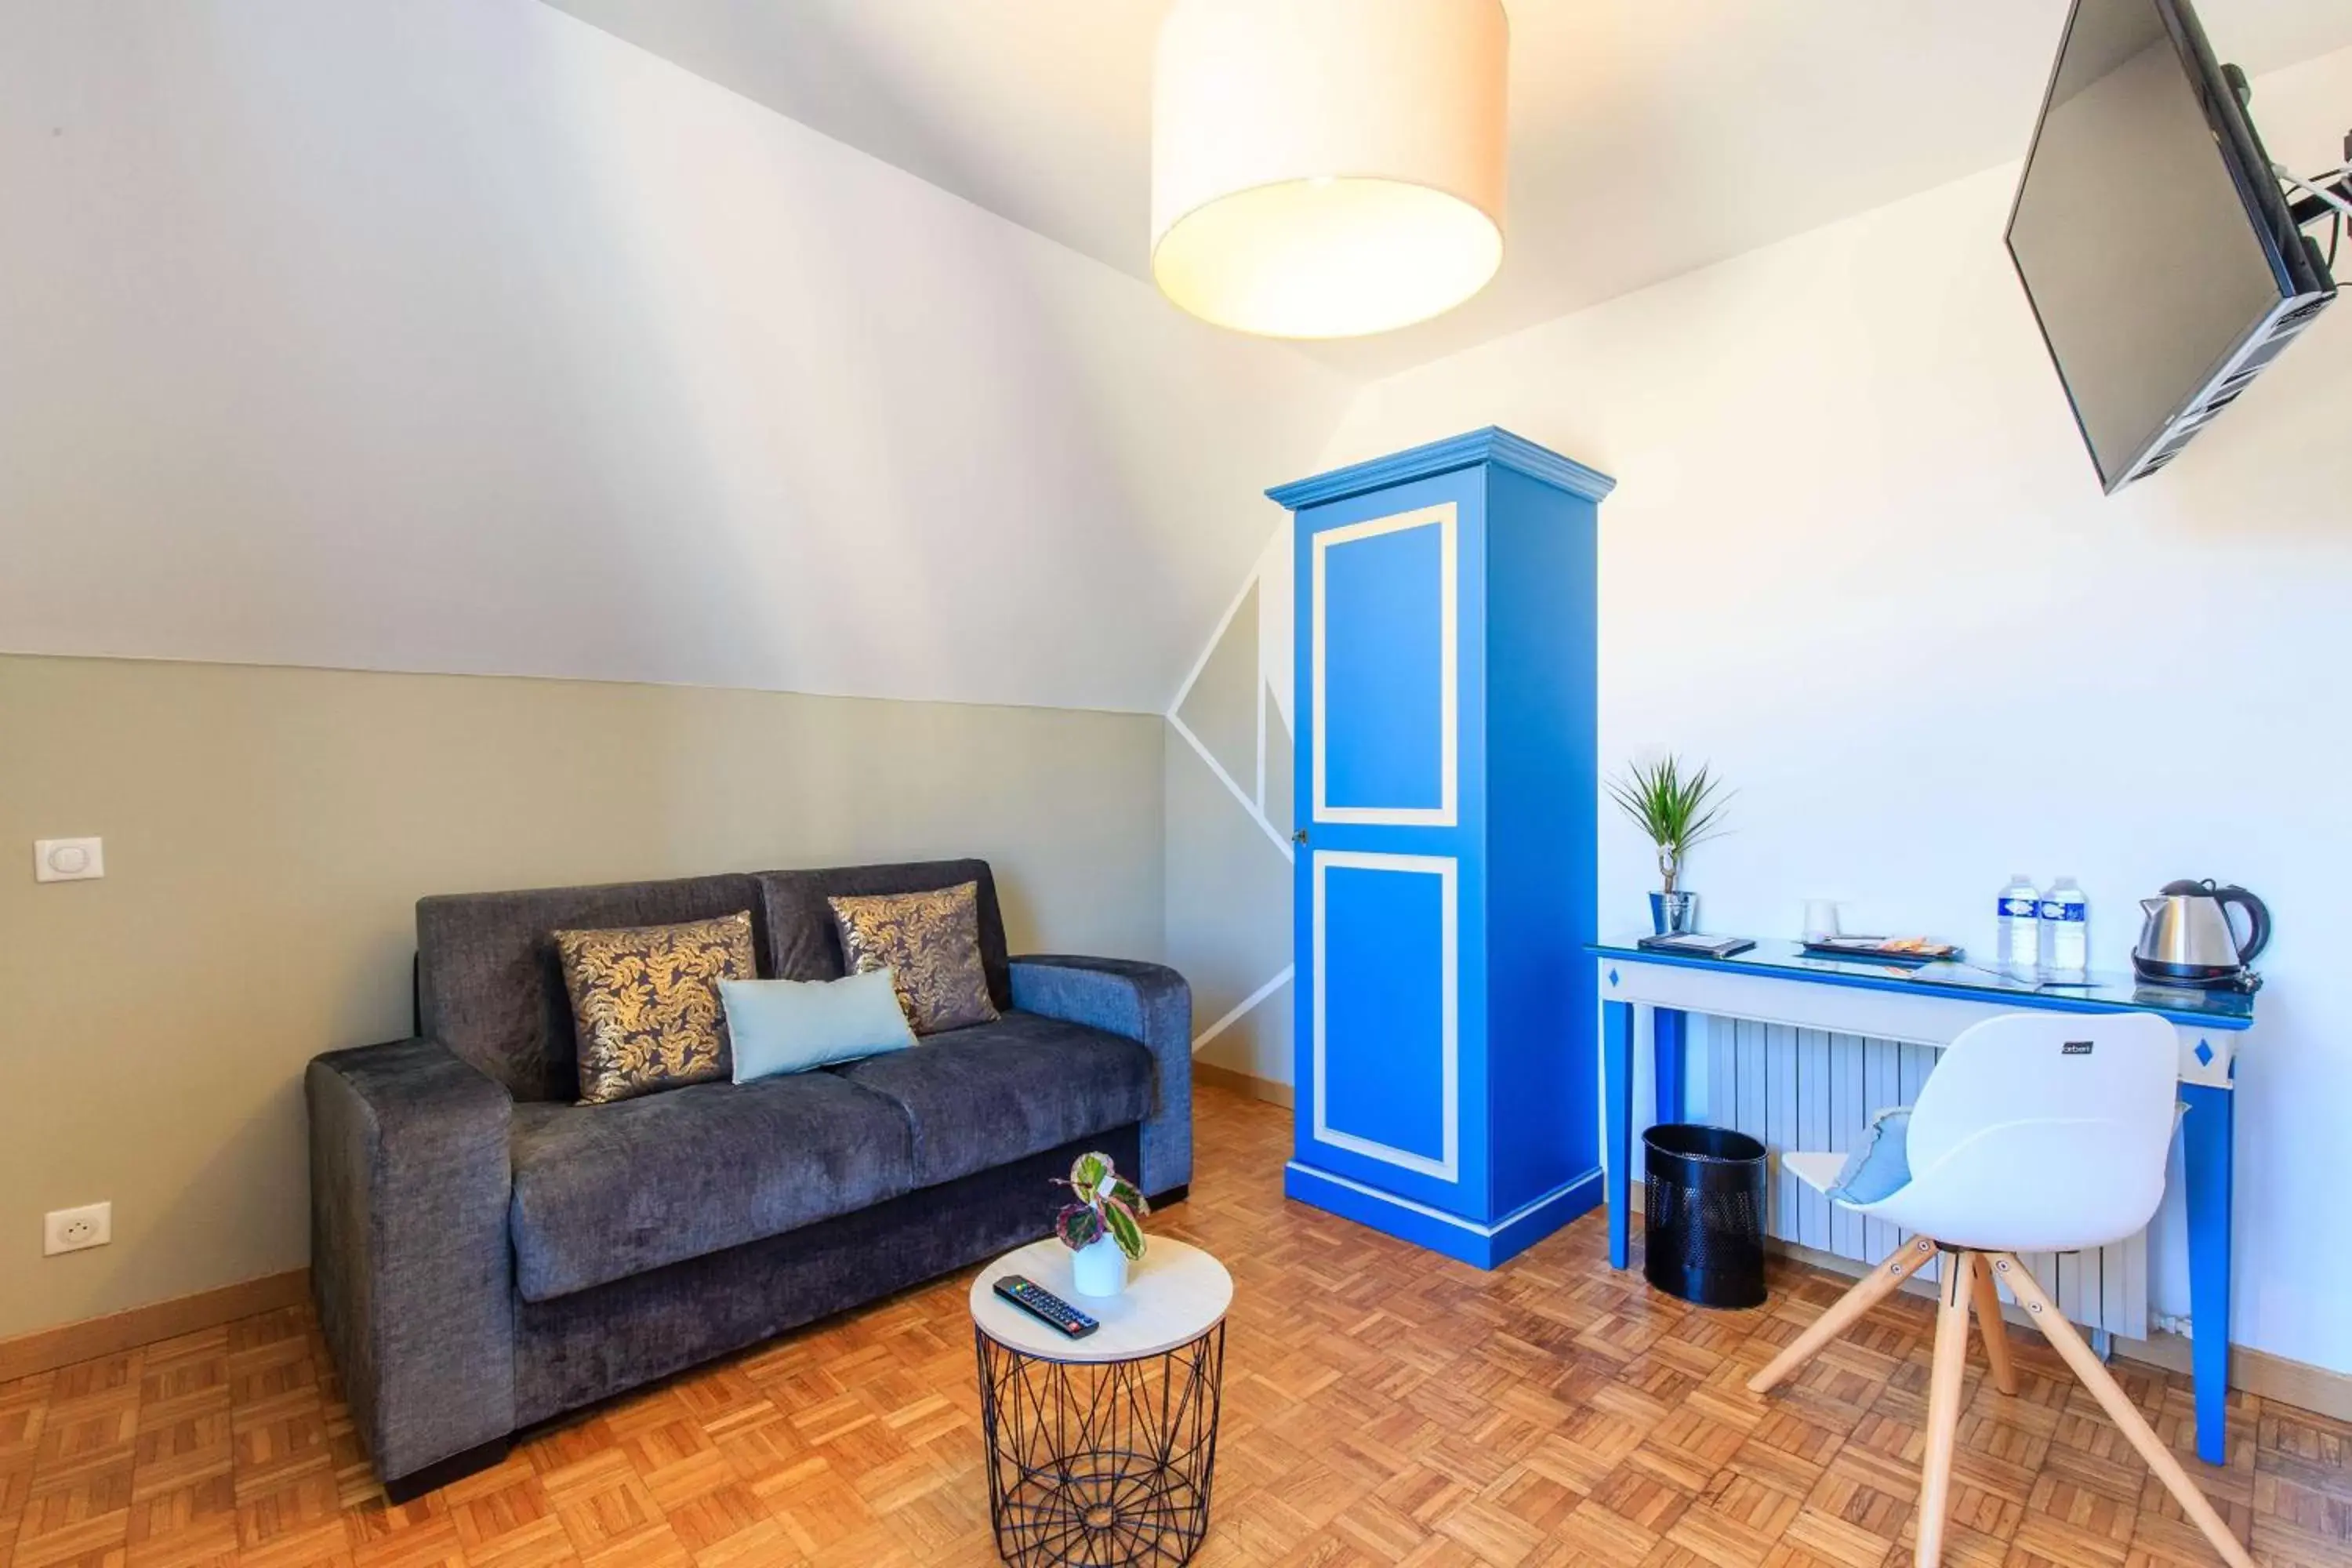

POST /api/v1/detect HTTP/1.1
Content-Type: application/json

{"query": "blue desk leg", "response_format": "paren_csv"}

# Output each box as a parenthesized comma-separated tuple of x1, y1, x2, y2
(2181, 1081, 2234, 1465)
(1606, 1000, 1634, 1269)
(1654, 1008, 1687, 1127)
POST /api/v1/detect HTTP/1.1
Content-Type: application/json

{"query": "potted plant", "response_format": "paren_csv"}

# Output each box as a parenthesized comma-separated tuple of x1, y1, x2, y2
(1054, 1151, 1149, 1298)
(1608, 755, 1730, 935)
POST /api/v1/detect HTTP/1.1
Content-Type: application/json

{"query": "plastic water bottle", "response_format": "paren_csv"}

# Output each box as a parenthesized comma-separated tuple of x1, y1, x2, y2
(1998, 874, 2042, 980)
(2041, 877, 2089, 983)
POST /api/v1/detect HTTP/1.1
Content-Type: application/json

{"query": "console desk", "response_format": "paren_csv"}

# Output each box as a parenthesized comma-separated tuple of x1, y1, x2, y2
(1593, 940, 2254, 1463)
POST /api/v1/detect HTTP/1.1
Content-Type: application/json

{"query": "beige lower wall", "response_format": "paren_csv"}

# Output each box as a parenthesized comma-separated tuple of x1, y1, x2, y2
(1165, 727, 1293, 1085)
(0, 654, 1164, 1340)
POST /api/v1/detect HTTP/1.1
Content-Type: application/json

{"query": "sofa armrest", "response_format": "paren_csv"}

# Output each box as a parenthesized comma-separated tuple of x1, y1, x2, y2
(307, 1038, 515, 1486)
(1009, 957, 1192, 1199)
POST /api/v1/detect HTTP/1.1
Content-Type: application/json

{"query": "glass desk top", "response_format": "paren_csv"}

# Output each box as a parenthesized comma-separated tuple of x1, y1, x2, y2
(1590, 938, 2256, 1031)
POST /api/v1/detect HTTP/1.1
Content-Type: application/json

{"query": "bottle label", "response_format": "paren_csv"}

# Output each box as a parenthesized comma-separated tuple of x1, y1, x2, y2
(2038, 899, 2087, 922)
(1999, 896, 2038, 919)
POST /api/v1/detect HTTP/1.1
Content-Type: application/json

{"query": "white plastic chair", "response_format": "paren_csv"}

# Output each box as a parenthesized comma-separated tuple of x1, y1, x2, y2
(1748, 1012, 2252, 1568)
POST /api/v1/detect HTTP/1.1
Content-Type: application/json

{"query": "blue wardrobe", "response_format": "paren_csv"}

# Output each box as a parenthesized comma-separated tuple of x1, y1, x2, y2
(1270, 428, 1613, 1267)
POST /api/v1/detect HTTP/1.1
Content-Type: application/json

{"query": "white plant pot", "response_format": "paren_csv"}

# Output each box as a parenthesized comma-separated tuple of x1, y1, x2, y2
(1070, 1233, 1130, 1298)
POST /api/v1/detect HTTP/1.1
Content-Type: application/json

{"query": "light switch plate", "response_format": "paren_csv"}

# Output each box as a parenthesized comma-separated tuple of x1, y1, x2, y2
(34, 838, 103, 883)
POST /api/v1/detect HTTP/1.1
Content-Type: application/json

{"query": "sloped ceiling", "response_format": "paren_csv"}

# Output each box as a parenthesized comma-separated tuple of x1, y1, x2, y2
(15, 2, 2344, 713)
(536, 0, 2352, 378)
(0, 0, 1353, 713)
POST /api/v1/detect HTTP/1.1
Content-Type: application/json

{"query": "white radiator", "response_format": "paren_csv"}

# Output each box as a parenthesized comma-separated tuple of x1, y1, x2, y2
(1659, 1012, 2147, 1339)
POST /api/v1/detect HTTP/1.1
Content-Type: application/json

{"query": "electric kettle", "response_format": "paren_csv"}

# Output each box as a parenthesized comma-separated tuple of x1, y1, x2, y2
(2133, 880, 2270, 988)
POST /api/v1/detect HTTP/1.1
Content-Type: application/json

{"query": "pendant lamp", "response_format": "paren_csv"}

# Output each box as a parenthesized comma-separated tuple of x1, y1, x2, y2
(1151, 0, 1509, 339)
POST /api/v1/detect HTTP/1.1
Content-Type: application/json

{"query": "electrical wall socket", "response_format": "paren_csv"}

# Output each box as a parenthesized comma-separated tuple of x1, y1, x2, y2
(44, 1202, 111, 1256)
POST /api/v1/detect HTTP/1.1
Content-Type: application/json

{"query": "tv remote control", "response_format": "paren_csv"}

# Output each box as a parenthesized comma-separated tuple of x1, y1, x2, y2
(993, 1274, 1098, 1338)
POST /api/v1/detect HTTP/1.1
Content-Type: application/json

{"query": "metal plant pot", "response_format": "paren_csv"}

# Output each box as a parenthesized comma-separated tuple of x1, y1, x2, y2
(1650, 890, 1699, 935)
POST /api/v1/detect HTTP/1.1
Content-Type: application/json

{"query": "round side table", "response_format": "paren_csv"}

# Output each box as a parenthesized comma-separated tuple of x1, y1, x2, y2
(969, 1237, 1232, 1566)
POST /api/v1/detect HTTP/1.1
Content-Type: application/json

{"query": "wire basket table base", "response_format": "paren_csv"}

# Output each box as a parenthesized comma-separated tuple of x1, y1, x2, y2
(974, 1323, 1225, 1566)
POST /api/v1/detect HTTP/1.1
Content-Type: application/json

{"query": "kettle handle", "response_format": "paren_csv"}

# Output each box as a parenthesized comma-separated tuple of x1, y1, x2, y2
(2214, 885, 2271, 964)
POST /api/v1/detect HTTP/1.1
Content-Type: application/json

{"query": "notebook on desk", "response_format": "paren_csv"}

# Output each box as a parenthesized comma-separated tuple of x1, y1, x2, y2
(1635, 933, 1756, 958)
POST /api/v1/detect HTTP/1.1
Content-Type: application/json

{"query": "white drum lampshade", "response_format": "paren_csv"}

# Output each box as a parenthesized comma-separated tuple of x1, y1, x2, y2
(1151, 0, 1509, 339)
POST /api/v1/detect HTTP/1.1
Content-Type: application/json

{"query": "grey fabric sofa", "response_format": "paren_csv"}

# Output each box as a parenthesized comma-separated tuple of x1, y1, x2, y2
(306, 858, 1189, 1500)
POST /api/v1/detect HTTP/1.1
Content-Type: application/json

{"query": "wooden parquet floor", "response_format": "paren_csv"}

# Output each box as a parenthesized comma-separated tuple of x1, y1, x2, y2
(5, 1085, 2349, 1568)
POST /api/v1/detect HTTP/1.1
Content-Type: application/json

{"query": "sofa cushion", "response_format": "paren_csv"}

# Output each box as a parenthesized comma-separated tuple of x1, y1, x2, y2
(719, 971, 915, 1083)
(419, 874, 767, 1102)
(557, 913, 759, 1105)
(754, 860, 1011, 1012)
(827, 1011, 1154, 1187)
(829, 882, 1001, 1035)
(508, 1071, 913, 1301)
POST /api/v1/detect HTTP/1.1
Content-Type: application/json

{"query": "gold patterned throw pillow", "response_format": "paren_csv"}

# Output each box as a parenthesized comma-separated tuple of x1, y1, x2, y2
(828, 882, 1000, 1036)
(556, 912, 758, 1105)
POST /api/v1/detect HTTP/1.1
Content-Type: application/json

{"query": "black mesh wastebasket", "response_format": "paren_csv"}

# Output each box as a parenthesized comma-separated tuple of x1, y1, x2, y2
(1642, 1123, 1768, 1308)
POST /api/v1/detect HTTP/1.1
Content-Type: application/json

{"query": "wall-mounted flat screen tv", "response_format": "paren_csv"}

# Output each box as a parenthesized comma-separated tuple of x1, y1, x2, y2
(2005, 0, 2335, 492)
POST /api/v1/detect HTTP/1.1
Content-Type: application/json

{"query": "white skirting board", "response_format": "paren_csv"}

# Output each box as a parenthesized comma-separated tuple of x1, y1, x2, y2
(1648, 1013, 2147, 1340)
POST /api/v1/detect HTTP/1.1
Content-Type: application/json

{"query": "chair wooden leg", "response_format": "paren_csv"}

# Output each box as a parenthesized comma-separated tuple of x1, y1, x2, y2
(1969, 1255, 2019, 1396)
(1748, 1236, 1937, 1395)
(1913, 1250, 1976, 1567)
(1989, 1254, 2256, 1568)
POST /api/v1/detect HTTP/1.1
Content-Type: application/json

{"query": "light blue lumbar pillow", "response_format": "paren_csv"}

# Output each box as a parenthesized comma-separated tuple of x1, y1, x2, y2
(720, 969, 916, 1083)
(1827, 1105, 1914, 1205)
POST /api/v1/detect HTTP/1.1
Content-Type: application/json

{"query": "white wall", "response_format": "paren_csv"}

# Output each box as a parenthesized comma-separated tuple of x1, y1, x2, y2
(1310, 44, 2352, 1373)
(0, 0, 1350, 714)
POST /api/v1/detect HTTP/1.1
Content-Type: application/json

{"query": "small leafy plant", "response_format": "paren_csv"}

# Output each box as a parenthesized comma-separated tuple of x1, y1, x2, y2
(1054, 1151, 1149, 1261)
(1607, 755, 1730, 894)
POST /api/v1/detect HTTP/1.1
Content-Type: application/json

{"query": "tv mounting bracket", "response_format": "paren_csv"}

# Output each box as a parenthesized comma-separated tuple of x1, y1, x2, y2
(2221, 64, 2350, 233)
(2276, 145, 2351, 229)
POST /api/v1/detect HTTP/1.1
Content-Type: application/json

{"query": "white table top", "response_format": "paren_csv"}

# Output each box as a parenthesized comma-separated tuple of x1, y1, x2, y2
(969, 1237, 1232, 1363)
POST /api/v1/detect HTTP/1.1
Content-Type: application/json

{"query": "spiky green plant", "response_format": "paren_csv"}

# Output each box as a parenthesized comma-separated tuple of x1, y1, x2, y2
(1054, 1150, 1149, 1261)
(1606, 755, 1731, 894)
